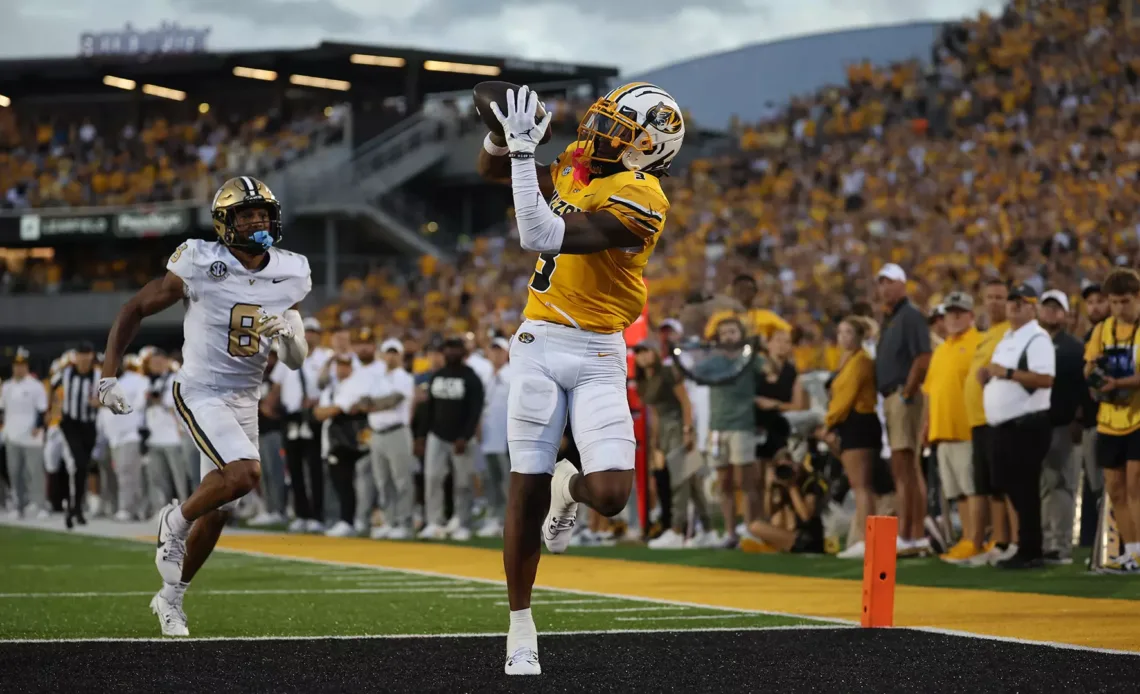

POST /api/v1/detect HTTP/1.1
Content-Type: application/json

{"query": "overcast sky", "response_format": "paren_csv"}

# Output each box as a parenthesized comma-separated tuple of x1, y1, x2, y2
(4, 0, 1003, 74)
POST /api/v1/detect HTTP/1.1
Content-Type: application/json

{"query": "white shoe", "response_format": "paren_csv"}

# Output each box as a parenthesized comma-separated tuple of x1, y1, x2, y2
(386, 526, 411, 540)
(418, 523, 447, 540)
(648, 529, 685, 549)
(150, 592, 189, 637)
(325, 521, 355, 538)
(370, 525, 392, 540)
(684, 530, 718, 549)
(991, 542, 1018, 565)
(837, 541, 865, 559)
(445, 516, 462, 534)
(113, 509, 134, 523)
(449, 526, 472, 542)
(505, 647, 541, 676)
(6, 508, 21, 520)
(476, 519, 503, 538)
(154, 504, 187, 584)
(34, 507, 51, 520)
(266, 512, 286, 525)
(305, 519, 325, 534)
(287, 518, 306, 533)
(542, 459, 579, 554)
(248, 512, 274, 527)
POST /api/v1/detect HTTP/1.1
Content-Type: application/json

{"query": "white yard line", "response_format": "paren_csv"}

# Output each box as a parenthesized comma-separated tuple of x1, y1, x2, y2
(0, 587, 520, 599)
(554, 606, 692, 613)
(615, 615, 752, 622)
(494, 599, 611, 606)
(0, 625, 848, 645)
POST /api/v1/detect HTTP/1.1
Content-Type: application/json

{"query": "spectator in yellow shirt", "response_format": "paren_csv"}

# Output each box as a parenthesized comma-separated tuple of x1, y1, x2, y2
(921, 292, 983, 563)
(964, 280, 1016, 565)
(824, 316, 881, 558)
(703, 274, 791, 343)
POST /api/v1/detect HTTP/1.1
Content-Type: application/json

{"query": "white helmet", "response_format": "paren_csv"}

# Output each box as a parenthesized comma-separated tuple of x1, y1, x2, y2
(578, 82, 684, 176)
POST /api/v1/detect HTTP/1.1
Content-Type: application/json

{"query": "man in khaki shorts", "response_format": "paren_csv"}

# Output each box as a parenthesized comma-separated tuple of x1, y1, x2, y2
(921, 292, 984, 563)
(875, 264, 933, 554)
(705, 317, 765, 548)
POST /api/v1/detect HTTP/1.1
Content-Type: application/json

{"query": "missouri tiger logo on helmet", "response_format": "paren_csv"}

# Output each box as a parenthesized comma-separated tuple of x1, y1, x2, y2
(577, 82, 685, 175)
(211, 176, 283, 254)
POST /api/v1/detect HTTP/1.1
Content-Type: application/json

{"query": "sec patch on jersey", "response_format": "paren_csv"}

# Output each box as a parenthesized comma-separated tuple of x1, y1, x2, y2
(473, 81, 553, 144)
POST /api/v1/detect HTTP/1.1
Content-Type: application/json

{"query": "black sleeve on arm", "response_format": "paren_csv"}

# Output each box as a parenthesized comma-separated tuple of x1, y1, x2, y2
(460, 369, 485, 440)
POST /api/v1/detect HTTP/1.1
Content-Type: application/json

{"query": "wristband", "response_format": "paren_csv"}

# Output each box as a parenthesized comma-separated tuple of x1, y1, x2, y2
(483, 133, 509, 157)
(1005, 367, 1014, 380)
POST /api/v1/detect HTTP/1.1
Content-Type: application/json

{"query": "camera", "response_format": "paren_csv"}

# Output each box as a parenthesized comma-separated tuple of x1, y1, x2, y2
(1087, 358, 1128, 404)
(774, 463, 796, 482)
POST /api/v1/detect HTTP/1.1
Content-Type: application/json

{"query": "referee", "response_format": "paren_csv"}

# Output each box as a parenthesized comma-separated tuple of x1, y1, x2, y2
(52, 342, 100, 528)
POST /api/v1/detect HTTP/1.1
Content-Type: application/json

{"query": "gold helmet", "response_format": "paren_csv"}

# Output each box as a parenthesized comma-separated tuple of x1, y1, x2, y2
(211, 176, 283, 254)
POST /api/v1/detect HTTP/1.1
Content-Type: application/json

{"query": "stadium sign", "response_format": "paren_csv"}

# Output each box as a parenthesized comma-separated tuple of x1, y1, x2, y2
(19, 213, 110, 241)
(79, 22, 211, 58)
(115, 209, 191, 237)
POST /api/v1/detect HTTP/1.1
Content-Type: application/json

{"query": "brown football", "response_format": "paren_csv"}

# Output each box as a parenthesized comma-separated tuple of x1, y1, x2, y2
(473, 80, 553, 144)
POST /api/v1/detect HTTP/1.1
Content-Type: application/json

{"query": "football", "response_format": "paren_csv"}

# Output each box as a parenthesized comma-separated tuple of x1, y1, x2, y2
(472, 80, 553, 144)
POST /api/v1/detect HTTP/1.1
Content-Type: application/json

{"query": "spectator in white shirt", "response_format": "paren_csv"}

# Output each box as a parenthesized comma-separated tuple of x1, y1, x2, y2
(1, 349, 49, 518)
(978, 284, 1056, 570)
(477, 337, 512, 538)
(363, 338, 417, 540)
(313, 354, 370, 537)
(143, 350, 189, 510)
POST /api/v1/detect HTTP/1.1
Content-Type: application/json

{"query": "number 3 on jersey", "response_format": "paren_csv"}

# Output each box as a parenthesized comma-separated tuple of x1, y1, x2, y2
(229, 303, 262, 357)
(530, 253, 559, 293)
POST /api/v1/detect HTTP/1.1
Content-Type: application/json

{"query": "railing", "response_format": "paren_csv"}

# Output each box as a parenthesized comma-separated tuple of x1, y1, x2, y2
(285, 114, 462, 208)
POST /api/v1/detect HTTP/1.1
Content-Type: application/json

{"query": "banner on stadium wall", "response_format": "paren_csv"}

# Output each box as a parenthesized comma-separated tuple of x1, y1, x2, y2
(18, 213, 111, 242)
(114, 208, 191, 237)
(79, 22, 210, 57)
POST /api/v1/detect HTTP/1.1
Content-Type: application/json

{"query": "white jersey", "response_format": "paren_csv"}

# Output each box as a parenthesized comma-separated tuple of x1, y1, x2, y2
(168, 239, 311, 392)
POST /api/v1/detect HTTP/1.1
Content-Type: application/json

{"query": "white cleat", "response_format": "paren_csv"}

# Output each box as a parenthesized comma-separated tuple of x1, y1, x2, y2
(504, 647, 541, 676)
(154, 504, 187, 584)
(325, 520, 356, 537)
(476, 519, 503, 538)
(648, 529, 685, 549)
(417, 523, 448, 540)
(150, 592, 190, 637)
(449, 526, 472, 542)
(542, 459, 579, 554)
(370, 524, 393, 540)
(385, 526, 411, 540)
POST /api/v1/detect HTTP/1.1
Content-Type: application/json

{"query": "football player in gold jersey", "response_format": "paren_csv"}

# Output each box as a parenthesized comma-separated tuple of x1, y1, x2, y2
(479, 82, 684, 675)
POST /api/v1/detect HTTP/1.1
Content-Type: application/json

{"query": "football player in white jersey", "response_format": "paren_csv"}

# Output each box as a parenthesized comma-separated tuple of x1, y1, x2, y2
(97, 176, 312, 636)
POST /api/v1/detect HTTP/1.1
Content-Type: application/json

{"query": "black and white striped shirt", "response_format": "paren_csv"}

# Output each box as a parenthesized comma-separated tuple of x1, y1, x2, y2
(52, 365, 101, 424)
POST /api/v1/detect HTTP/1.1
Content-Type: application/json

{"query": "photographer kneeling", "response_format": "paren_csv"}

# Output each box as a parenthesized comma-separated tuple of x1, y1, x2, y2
(739, 449, 828, 554)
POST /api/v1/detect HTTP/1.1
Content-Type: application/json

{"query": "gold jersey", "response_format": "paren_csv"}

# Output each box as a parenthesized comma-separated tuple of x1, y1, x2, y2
(523, 143, 669, 334)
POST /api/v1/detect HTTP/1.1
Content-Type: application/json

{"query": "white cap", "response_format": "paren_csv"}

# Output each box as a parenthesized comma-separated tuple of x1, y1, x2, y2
(659, 318, 683, 336)
(1041, 289, 1070, 313)
(302, 317, 322, 332)
(877, 263, 907, 282)
(380, 338, 404, 354)
(490, 337, 510, 350)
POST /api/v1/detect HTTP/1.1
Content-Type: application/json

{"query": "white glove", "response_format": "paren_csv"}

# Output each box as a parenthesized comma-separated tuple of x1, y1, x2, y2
(97, 377, 133, 415)
(488, 85, 552, 156)
(257, 310, 294, 340)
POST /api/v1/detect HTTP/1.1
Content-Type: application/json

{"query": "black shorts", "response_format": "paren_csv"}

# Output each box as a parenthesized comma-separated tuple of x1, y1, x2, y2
(971, 425, 995, 497)
(835, 411, 882, 453)
(1094, 429, 1140, 470)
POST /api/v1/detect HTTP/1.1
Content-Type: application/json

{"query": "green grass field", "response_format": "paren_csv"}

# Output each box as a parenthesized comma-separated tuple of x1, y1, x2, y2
(0, 526, 824, 640)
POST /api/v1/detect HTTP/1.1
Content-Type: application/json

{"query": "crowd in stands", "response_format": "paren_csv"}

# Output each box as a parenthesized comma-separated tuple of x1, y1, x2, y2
(0, 103, 346, 211)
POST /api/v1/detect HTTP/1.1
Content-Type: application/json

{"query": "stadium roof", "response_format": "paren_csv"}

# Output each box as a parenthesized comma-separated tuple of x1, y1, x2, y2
(0, 41, 617, 103)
